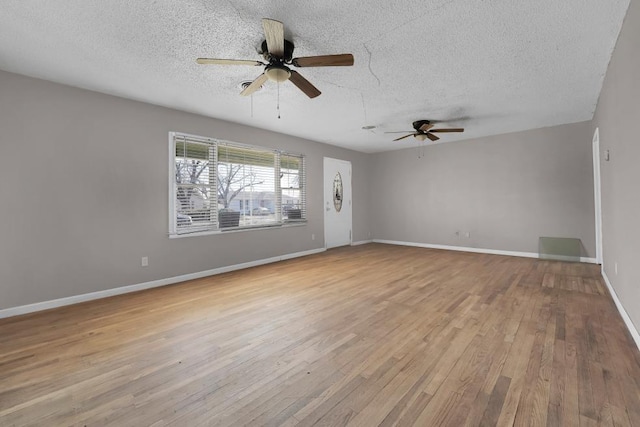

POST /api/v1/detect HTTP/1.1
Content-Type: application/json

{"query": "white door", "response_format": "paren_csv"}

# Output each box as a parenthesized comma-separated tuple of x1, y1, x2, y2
(324, 157, 352, 248)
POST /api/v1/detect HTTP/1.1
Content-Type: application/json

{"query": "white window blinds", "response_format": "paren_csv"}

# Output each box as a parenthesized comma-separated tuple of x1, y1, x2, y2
(170, 133, 306, 236)
(280, 153, 306, 222)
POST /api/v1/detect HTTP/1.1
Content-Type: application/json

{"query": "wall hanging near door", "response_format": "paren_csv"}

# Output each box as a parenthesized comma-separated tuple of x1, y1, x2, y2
(333, 172, 343, 212)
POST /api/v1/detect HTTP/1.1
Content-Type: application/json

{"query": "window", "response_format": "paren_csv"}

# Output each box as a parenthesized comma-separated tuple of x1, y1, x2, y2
(170, 132, 306, 236)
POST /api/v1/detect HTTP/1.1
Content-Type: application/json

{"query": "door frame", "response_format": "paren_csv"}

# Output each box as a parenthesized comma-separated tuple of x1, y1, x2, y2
(592, 127, 603, 265)
(323, 157, 352, 249)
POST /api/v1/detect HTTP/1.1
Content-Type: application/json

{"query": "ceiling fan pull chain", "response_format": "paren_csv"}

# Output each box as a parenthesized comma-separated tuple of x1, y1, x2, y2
(277, 81, 281, 119)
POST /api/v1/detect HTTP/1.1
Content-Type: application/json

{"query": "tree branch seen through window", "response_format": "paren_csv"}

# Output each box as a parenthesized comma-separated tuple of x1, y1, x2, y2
(171, 134, 306, 235)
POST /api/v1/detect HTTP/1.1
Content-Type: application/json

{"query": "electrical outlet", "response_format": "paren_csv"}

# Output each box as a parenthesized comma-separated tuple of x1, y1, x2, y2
(311, 234, 315, 241)
(465, 232, 470, 238)
(141, 256, 149, 267)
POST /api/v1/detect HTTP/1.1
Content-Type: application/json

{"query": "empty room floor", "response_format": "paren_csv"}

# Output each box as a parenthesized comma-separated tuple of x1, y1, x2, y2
(1, 244, 639, 426)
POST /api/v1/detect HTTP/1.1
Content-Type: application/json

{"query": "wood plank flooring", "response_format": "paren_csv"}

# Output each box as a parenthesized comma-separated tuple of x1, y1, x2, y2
(1, 243, 640, 426)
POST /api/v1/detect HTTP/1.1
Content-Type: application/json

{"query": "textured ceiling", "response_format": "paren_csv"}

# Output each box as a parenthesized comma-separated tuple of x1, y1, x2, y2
(0, 0, 630, 153)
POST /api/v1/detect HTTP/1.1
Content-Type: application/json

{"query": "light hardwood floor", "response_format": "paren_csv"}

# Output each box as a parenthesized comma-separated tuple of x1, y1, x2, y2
(1, 244, 639, 426)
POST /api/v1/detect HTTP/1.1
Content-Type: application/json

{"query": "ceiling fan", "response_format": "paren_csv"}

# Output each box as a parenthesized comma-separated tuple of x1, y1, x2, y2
(197, 18, 354, 99)
(388, 120, 465, 142)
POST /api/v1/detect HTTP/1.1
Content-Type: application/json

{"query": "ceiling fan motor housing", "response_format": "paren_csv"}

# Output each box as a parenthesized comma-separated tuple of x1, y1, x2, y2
(413, 120, 431, 131)
(261, 39, 295, 62)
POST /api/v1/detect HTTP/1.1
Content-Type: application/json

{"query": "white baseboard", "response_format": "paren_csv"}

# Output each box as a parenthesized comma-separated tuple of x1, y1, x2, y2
(351, 239, 373, 246)
(0, 247, 326, 320)
(373, 239, 538, 259)
(601, 271, 640, 351)
(372, 239, 597, 264)
(0, 241, 599, 321)
(540, 254, 597, 263)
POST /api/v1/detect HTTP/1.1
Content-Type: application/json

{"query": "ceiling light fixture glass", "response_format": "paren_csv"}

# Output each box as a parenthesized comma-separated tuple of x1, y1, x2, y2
(265, 65, 291, 82)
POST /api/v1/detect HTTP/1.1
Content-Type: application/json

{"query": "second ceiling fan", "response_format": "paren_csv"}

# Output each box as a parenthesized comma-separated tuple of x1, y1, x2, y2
(197, 18, 354, 99)
(390, 120, 465, 142)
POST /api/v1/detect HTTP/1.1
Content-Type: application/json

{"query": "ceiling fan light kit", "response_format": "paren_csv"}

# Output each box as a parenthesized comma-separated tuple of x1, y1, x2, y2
(197, 18, 354, 99)
(265, 65, 291, 82)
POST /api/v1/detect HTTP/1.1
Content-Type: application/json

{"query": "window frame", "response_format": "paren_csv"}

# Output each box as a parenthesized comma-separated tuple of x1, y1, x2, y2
(168, 131, 307, 238)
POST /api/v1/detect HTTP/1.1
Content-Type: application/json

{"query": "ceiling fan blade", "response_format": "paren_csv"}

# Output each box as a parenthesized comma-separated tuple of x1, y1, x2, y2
(240, 73, 268, 96)
(418, 123, 434, 132)
(384, 131, 415, 134)
(292, 54, 354, 67)
(262, 18, 285, 58)
(393, 134, 415, 141)
(430, 128, 465, 133)
(289, 70, 321, 98)
(196, 58, 263, 66)
(426, 133, 440, 141)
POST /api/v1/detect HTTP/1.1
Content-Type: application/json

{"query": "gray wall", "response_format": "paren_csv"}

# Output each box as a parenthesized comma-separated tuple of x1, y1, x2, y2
(0, 66, 604, 312)
(370, 122, 596, 256)
(592, 0, 640, 331)
(0, 70, 371, 310)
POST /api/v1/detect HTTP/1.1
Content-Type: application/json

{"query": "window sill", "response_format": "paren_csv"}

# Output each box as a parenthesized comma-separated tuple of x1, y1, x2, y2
(169, 221, 307, 239)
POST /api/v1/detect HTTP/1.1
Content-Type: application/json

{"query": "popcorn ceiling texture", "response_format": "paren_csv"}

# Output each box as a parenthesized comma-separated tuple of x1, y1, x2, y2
(0, 0, 630, 152)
